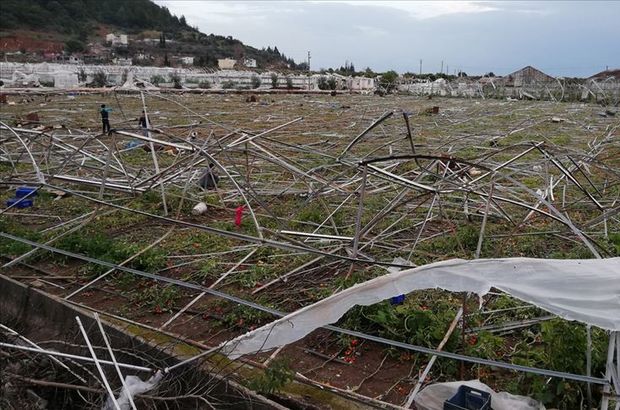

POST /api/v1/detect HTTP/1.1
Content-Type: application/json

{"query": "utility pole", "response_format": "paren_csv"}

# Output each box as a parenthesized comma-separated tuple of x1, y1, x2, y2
(419, 59, 422, 75)
(441, 60, 444, 74)
(307, 51, 312, 91)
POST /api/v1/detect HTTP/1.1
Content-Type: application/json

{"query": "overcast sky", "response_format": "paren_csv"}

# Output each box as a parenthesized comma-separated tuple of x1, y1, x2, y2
(154, 1, 619, 77)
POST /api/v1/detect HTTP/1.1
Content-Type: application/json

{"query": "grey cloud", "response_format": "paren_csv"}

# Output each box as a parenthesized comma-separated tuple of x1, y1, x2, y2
(157, 1, 620, 77)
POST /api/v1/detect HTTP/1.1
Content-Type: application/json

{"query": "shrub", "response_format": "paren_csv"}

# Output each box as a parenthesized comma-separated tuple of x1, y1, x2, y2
(285, 77, 293, 89)
(131, 284, 179, 314)
(90, 70, 107, 87)
(78, 68, 87, 82)
(198, 80, 211, 89)
(0, 219, 40, 256)
(509, 319, 608, 408)
(317, 76, 328, 90)
(55, 232, 166, 274)
(150, 75, 165, 86)
(270, 73, 278, 88)
(379, 70, 399, 93)
(222, 80, 235, 89)
(248, 359, 294, 394)
(250, 75, 261, 89)
(327, 77, 337, 90)
(169, 73, 182, 89)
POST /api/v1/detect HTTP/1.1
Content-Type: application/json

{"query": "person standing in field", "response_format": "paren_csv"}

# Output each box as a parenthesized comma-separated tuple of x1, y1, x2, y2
(138, 110, 148, 129)
(100, 104, 112, 134)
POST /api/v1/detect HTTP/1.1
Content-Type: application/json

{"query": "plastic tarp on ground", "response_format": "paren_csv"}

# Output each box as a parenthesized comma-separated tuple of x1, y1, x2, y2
(415, 380, 544, 410)
(220, 257, 620, 359)
(103, 371, 162, 410)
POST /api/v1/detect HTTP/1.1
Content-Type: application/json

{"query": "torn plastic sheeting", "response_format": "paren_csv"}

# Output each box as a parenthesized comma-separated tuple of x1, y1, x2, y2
(220, 257, 620, 359)
(415, 379, 544, 410)
(103, 370, 162, 410)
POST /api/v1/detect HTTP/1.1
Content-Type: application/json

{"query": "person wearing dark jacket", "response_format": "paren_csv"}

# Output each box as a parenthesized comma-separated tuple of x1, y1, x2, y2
(100, 104, 111, 134)
(138, 111, 147, 129)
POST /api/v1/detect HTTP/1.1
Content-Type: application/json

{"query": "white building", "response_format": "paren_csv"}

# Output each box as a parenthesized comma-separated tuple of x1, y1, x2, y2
(179, 56, 194, 65)
(106, 33, 128, 46)
(113, 57, 133, 66)
(218, 58, 236, 70)
(347, 76, 375, 91)
(243, 58, 257, 68)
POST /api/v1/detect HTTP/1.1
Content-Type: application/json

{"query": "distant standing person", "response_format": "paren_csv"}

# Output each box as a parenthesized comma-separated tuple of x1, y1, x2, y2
(138, 110, 148, 129)
(100, 104, 112, 134)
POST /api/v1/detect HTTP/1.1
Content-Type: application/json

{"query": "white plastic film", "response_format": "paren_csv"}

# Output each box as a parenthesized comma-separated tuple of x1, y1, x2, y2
(221, 257, 620, 358)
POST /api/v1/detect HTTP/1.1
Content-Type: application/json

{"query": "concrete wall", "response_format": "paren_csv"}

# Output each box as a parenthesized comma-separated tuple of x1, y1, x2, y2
(0, 274, 284, 410)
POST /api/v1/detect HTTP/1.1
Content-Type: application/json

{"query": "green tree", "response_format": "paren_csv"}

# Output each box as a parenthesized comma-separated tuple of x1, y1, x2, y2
(317, 76, 328, 90)
(270, 73, 278, 88)
(363, 67, 376, 78)
(65, 38, 86, 53)
(169, 72, 182, 89)
(150, 75, 165, 86)
(90, 70, 107, 87)
(379, 70, 399, 93)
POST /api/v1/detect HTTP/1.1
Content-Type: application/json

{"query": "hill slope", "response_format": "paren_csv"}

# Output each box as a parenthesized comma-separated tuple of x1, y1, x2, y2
(0, 0, 302, 69)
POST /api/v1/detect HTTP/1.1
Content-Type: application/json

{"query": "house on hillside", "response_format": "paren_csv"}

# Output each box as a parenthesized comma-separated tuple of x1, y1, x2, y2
(502, 66, 554, 87)
(218, 58, 236, 70)
(106, 33, 128, 47)
(589, 68, 620, 81)
(243, 58, 257, 68)
(55, 55, 82, 64)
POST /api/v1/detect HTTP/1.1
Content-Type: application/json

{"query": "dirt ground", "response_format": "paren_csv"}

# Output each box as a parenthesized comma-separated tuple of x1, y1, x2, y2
(1, 90, 618, 408)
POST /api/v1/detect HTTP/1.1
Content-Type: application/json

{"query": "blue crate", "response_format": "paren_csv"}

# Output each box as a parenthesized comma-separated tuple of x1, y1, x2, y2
(390, 294, 405, 305)
(6, 198, 34, 208)
(15, 186, 38, 198)
(444, 385, 491, 410)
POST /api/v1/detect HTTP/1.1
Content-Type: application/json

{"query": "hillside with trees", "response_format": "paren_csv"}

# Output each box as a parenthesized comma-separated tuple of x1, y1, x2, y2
(0, 0, 302, 69)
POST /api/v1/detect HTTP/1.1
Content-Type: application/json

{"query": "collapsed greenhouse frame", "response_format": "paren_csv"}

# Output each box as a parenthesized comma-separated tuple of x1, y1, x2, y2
(1, 88, 619, 409)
